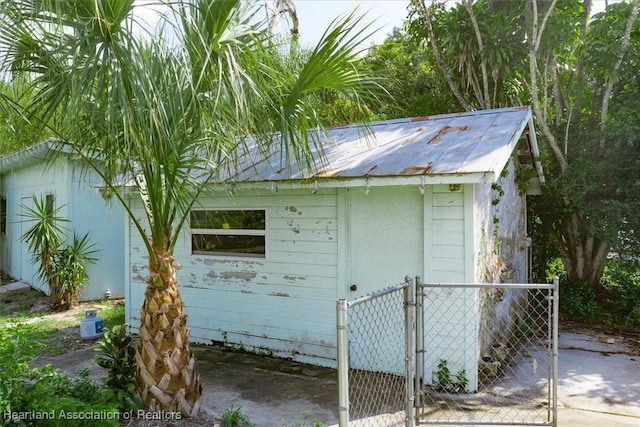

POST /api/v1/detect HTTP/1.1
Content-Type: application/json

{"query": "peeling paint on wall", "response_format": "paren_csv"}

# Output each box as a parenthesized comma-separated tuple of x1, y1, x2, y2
(220, 271, 257, 281)
(270, 292, 290, 298)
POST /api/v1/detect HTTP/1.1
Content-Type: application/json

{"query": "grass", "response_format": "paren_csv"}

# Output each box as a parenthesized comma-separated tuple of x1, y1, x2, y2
(0, 287, 125, 359)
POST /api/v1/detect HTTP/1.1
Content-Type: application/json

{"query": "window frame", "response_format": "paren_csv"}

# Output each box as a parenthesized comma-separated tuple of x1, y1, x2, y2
(189, 208, 268, 259)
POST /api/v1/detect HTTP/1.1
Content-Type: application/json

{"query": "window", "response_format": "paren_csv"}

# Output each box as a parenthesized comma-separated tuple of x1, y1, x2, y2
(190, 209, 266, 258)
(0, 196, 6, 235)
(45, 193, 54, 216)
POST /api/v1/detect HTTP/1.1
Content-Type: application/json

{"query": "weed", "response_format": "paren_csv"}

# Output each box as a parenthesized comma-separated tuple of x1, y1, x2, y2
(436, 359, 451, 389)
(435, 360, 469, 392)
(455, 368, 469, 391)
(221, 406, 254, 427)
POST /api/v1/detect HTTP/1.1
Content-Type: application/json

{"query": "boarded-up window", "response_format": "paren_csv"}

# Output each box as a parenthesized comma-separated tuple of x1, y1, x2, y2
(190, 209, 266, 258)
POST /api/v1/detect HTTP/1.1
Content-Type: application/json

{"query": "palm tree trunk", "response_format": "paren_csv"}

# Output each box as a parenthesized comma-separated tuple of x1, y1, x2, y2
(135, 248, 202, 416)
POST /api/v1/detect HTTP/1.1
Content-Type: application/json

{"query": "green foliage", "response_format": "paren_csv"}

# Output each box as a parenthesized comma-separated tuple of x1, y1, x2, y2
(51, 233, 98, 308)
(94, 325, 140, 411)
(20, 195, 67, 287)
(435, 359, 469, 392)
(0, 79, 52, 155)
(561, 286, 602, 323)
(436, 359, 451, 389)
(20, 195, 96, 309)
(0, 327, 119, 427)
(455, 368, 469, 391)
(221, 406, 255, 427)
(0, 326, 39, 421)
(550, 257, 640, 328)
(98, 304, 126, 330)
(363, 27, 457, 119)
(601, 259, 640, 327)
(21, 368, 119, 427)
(407, 0, 640, 291)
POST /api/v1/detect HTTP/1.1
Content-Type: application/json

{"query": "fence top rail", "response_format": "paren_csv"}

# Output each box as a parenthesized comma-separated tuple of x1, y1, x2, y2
(346, 281, 410, 307)
(419, 282, 556, 290)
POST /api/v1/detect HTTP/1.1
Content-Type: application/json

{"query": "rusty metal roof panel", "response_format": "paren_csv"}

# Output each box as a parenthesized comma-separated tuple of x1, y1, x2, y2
(222, 106, 534, 183)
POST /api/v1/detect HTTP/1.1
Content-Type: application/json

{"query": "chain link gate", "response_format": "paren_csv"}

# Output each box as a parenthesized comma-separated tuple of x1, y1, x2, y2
(415, 277, 559, 426)
(337, 276, 416, 426)
(337, 276, 558, 427)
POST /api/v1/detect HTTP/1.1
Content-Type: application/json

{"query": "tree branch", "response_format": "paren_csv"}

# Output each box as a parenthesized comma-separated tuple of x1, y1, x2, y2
(529, 0, 568, 171)
(572, 0, 592, 122)
(463, 0, 491, 109)
(599, 0, 639, 148)
(419, 0, 473, 111)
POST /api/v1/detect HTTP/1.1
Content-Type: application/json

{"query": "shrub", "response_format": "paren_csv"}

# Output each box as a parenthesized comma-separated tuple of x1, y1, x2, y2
(0, 325, 42, 424)
(95, 324, 140, 411)
(20, 195, 96, 310)
(24, 367, 119, 427)
(601, 259, 640, 326)
(0, 327, 119, 427)
(560, 286, 601, 322)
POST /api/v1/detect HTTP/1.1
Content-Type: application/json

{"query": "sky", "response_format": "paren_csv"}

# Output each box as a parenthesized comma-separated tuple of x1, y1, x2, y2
(132, 0, 620, 49)
(290, 0, 617, 47)
(292, 0, 411, 47)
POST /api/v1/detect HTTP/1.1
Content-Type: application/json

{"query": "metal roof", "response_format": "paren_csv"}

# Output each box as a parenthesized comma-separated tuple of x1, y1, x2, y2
(0, 139, 81, 175)
(222, 106, 543, 186)
(0, 140, 55, 174)
(1, 107, 544, 190)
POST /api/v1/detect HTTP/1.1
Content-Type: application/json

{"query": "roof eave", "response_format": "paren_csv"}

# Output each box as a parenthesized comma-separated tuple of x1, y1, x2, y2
(210, 172, 495, 192)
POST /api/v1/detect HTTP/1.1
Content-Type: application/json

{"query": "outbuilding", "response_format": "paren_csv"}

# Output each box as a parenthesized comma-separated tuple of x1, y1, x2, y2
(0, 141, 125, 300)
(124, 106, 544, 368)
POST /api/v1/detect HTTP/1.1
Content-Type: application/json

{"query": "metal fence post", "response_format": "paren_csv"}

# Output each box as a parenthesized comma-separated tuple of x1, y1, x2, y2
(404, 275, 415, 427)
(552, 276, 559, 427)
(414, 275, 423, 425)
(337, 299, 350, 427)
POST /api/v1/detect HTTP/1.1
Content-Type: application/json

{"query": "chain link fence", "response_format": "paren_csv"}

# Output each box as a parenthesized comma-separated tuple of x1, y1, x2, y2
(416, 279, 558, 426)
(337, 276, 558, 427)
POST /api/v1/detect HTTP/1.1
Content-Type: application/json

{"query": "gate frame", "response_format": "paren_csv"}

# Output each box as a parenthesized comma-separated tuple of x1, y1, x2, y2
(337, 276, 416, 427)
(414, 276, 559, 427)
(337, 276, 559, 427)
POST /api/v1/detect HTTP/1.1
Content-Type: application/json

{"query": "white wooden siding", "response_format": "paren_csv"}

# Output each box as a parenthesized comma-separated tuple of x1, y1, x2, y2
(126, 188, 340, 365)
(423, 184, 479, 391)
(427, 185, 466, 282)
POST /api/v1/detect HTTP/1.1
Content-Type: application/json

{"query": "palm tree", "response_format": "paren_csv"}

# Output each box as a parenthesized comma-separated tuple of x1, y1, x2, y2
(1, 0, 379, 416)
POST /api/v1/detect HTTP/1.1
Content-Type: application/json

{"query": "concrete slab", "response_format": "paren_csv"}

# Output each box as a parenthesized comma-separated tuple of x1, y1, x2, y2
(193, 346, 338, 426)
(27, 329, 640, 427)
(557, 332, 640, 419)
(0, 280, 31, 294)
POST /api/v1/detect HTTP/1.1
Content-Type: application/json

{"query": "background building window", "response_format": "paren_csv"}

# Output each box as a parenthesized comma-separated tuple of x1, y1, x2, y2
(190, 209, 266, 258)
(0, 196, 6, 235)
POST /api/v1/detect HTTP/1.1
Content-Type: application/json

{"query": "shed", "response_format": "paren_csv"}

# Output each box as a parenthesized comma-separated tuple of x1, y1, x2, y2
(124, 106, 544, 371)
(0, 141, 125, 300)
